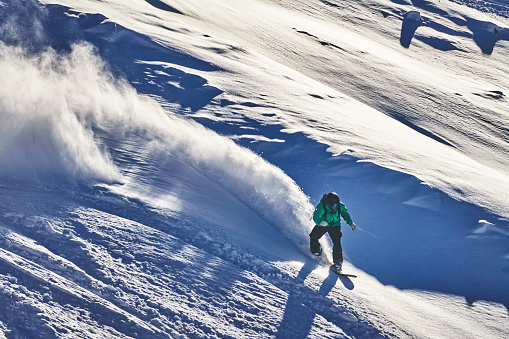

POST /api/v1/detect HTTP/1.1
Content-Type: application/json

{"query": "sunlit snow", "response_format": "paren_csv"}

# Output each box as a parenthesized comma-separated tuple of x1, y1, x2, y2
(0, 0, 508, 338)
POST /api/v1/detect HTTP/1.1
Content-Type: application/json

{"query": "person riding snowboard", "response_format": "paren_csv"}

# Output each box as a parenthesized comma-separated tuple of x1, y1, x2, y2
(310, 192, 356, 273)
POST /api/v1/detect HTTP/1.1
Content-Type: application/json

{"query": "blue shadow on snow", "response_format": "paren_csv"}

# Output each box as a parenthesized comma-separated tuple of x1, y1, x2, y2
(195, 116, 509, 311)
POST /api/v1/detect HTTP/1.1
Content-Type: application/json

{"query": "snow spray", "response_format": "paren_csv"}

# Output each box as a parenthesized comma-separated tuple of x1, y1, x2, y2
(0, 41, 323, 258)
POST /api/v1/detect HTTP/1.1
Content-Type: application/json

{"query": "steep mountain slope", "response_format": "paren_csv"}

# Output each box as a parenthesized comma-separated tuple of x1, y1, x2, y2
(0, 0, 508, 338)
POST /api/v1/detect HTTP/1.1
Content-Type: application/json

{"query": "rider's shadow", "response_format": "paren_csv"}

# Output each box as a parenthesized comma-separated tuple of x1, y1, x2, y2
(319, 270, 354, 296)
(276, 261, 360, 338)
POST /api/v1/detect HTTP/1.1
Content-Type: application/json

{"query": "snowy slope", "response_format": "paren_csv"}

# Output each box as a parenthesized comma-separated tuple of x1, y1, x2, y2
(1, 0, 508, 338)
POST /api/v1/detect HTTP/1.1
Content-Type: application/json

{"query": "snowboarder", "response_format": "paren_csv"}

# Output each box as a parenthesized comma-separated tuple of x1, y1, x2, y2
(310, 192, 356, 273)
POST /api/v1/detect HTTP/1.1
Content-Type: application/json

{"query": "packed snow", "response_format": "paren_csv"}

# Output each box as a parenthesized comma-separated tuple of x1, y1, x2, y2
(0, 0, 508, 338)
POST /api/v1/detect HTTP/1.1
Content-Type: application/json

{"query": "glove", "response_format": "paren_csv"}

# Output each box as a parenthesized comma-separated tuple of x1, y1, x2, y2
(349, 222, 357, 231)
(320, 220, 328, 226)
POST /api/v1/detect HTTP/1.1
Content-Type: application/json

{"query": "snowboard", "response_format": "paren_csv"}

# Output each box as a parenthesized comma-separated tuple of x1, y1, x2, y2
(314, 252, 357, 277)
(330, 265, 357, 278)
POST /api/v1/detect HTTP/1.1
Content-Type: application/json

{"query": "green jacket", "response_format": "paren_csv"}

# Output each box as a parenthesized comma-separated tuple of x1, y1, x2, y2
(313, 201, 352, 227)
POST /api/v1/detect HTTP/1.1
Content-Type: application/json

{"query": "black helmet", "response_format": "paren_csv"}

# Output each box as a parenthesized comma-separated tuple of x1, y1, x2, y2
(326, 192, 340, 209)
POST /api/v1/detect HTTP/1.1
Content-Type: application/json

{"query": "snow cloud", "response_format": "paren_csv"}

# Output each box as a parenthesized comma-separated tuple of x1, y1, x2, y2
(0, 43, 124, 183)
(0, 41, 315, 247)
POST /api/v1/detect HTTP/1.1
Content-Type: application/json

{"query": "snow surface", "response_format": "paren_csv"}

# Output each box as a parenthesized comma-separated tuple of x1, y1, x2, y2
(1, 0, 508, 337)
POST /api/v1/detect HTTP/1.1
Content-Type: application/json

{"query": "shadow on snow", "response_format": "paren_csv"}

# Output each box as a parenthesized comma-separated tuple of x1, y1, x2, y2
(195, 116, 509, 311)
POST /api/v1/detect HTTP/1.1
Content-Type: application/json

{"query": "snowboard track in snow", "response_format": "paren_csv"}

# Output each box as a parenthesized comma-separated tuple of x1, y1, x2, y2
(0, 185, 389, 338)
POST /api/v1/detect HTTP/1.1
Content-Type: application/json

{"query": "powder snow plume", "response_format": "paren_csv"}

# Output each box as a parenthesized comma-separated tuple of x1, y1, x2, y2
(0, 43, 124, 183)
(0, 40, 317, 252)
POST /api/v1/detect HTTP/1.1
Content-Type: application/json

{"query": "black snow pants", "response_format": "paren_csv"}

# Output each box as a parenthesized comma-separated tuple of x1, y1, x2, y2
(309, 225, 343, 263)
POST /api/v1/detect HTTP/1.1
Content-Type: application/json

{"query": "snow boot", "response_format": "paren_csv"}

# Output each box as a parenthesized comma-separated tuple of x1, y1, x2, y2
(313, 247, 328, 265)
(312, 247, 322, 258)
(330, 260, 342, 273)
